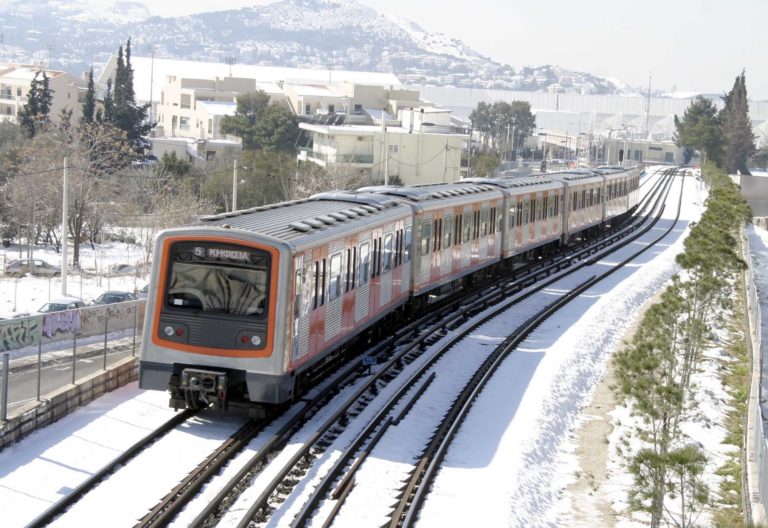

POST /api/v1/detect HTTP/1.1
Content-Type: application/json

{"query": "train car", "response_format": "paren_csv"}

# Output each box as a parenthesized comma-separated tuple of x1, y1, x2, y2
(549, 171, 606, 243)
(466, 176, 566, 258)
(595, 166, 641, 222)
(360, 182, 505, 297)
(139, 192, 413, 410)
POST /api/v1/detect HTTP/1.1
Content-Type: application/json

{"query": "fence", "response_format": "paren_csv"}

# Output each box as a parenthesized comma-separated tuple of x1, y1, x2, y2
(0, 300, 145, 421)
(742, 225, 768, 524)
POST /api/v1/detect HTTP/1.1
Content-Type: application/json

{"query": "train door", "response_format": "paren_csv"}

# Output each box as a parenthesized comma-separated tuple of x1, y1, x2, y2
(342, 235, 357, 334)
(355, 235, 372, 324)
(324, 241, 345, 344)
(309, 246, 328, 357)
(440, 211, 453, 277)
(291, 254, 312, 363)
(380, 229, 394, 307)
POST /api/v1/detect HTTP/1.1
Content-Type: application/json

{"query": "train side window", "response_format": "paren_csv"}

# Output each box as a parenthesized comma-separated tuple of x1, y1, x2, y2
(404, 227, 412, 263)
(351, 247, 357, 288)
(522, 200, 529, 225)
(345, 249, 351, 292)
(329, 253, 342, 301)
(463, 212, 472, 242)
(444, 217, 453, 248)
(376, 237, 383, 277)
(509, 204, 516, 228)
(372, 238, 378, 278)
(359, 242, 370, 285)
(320, 258, 326, 306)
(473, 211, 480, 239)
(421, 221, 432, 256)
(433, 219, 440, 252)
(383, 233, 393, 272)
(454, 215, 461, 245)
(554, 194, 559, 216)
(312, 261, 320, 309)
(481, 209, 489, 237)
(294, 268, 302, 320)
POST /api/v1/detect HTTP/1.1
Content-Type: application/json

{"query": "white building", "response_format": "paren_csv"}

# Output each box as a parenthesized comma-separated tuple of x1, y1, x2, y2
(0, 63, 86, 125)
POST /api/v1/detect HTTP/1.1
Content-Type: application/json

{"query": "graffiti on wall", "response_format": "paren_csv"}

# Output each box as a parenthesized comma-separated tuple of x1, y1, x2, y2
(0, 318, 41, 351)
(42, 311, 82, 339)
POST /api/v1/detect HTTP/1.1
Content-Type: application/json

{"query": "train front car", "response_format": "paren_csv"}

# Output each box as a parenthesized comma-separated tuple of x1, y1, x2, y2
(139, 228, 288, 412)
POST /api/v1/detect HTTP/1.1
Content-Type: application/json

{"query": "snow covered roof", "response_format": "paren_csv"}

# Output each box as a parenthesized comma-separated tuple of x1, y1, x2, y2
(99, 56, 402, 105)
(286, 83, 341, 97)
(196, 100, 236, 116)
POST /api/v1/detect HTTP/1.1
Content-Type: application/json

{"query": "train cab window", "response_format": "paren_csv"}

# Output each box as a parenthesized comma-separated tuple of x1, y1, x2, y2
(329, 253, 342, 301)
(359, 242, 370, 285)
(421, 221, 432, 256)
(165, 241, 269, 317)
(404, 227, 413, 263)
(383, 233, 393, 272)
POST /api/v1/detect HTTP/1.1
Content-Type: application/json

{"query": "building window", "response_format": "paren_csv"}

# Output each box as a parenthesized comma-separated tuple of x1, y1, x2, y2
(328, 104, 335, 114)
(354, 104, 362, 113)
(305, 103, 311, 115)
(208, 119, 212, 134)
(179, 117, 190, 130)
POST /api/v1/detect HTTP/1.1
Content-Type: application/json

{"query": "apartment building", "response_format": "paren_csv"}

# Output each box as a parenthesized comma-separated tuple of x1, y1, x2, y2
(155, 76, 289, 140)
(299, 105, 469, 186)
(0, 63, 86, 125)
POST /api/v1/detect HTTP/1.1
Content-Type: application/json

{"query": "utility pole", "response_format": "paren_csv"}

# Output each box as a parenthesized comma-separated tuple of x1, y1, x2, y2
(382, 107, 388, 185)
(232, 158, 238, 212)
(442, 137, 448, 183)
(61, 157, 68, 295)
(644, 74, 652, 136)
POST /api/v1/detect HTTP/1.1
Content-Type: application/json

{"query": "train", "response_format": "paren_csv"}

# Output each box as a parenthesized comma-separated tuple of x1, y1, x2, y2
(139, 166, 641, 413)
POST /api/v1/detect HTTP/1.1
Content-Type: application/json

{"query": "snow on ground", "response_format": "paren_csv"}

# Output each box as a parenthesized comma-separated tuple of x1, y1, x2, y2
(0, 239, 149, 318)
(0, 167, 734, 528)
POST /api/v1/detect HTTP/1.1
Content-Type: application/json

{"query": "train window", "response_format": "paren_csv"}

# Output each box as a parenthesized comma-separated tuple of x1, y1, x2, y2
(383, 233, 393, 272)
(496, 206, 503, 232)
(481, 209, 489, 237)
(554, 194, 559, 216)
(351, 247, 357, 288)
(444, 216, 453, 248)
(372, 238, 379, 278)
(345, 249, 352, 293)
(517, 201, 523, 226)
(522, 200, 529, 225)
(433, 219, 441, 252)
(463, 212, 472, 242)
(421, 221, 432, 256)
(359, 242, 370, 285)
(294, 268, 302, 321)
(312, 261, 320, 309)
(329, 253, 342, 301)
(572, 192, 578, 210)
(404, 227, 412, 263)
(454, 215, 462, 245)
(165, 242, 269, 317)
(320, 259, 326, 306)
(473, 211, 480, 239)
(509, 204, 516, 228)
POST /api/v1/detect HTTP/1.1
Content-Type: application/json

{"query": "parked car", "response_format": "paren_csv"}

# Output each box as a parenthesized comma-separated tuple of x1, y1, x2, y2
(37, 297, 86, 313)
(137, 283, 149, 299)
(108, 264, 136, 275)
(4, 259, 61, 278)
(92, 291, 137, 305)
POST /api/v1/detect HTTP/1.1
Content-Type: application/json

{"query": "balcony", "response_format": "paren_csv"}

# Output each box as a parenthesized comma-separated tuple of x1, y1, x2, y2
(298, 148, 374, 166)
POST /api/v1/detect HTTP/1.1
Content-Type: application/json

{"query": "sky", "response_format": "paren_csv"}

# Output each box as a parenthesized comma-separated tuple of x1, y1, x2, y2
(83, 0, 768, 100)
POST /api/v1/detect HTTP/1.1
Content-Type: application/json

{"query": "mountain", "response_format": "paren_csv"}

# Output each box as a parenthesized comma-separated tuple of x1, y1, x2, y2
(0, 0, 627, 95)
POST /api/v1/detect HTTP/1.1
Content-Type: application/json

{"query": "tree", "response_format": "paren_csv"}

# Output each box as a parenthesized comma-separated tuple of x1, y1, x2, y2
(469, 100, 536, 157)
(103, 39, 151, 156)
(220, 91, 299, 152)
(720, 70, 756, 175)
(673, 96, 723, 166)
(81, 67, 96, 126)
(17, 71, 54, 138)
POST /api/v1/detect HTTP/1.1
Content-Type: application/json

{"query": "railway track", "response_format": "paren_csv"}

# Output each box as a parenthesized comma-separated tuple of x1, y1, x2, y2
(166, 169, 679, 528)
(23, 168, 676, 527)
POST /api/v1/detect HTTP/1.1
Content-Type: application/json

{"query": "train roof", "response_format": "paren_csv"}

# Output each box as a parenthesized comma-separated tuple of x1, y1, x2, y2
(196, 191, 411, 243)
(547, 170, 605, 184)
(357, 181, 501, 203)
(462, 176, 563, 191)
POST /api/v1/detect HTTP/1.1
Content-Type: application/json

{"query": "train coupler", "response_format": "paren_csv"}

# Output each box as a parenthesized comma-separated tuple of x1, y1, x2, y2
(179, 368, 229, 410)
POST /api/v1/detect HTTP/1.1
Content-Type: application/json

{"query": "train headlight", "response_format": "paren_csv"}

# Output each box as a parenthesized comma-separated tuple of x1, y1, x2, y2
(251, 335, 261, 346)
(164, 325, 174, 336)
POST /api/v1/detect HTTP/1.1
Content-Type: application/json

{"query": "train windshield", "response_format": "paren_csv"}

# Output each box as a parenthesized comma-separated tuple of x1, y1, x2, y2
(165, 242, 270, 317)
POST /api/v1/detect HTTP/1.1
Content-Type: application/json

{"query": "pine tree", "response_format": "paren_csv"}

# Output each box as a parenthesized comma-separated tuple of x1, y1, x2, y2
(102, 39, 151, 156)
(673, 96, 723, 165)
(81, 67, 96, 126)
(720, 70, 756, 175)
(17, 71, 54, 138)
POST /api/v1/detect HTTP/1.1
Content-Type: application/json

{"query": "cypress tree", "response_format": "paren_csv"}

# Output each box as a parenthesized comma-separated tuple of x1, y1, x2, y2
(17, 70, 53, 137)
(720, 70, 756, 175)
(81, 67, 96, 126)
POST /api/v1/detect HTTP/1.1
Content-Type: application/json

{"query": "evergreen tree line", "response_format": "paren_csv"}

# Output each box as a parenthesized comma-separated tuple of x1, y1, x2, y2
(613, 164, 751, 527)
(468, 100, 537, 176)
(674, 70, 761, 175)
